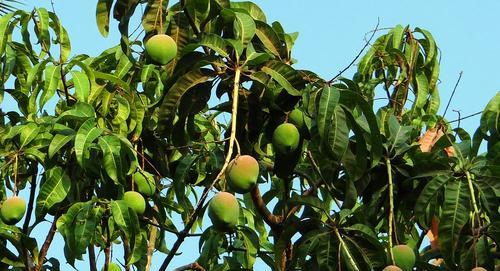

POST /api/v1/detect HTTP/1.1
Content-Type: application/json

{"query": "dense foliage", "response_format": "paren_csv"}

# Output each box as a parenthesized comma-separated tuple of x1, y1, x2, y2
(0, 0, 499, 270)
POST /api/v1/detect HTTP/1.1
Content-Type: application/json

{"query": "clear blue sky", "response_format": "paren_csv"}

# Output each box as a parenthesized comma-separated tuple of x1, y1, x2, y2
(7, 0, 500, 270)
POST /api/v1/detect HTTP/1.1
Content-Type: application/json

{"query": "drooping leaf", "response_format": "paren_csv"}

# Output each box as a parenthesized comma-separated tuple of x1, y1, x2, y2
(40, 65, 62, 110)
(439, 180, 471, 266)
(36, 167, 71, 219)
(98, 135, 123, 184)
(74, 118, 103, 168)
(96, 0, 113, 37)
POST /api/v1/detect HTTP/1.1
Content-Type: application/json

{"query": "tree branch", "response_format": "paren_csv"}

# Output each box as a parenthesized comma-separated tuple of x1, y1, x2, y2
(22, 166, 37, 234)
(250, 186, 282, 230)
(34, 214, 59, 271)
(88, 246, 97, 271)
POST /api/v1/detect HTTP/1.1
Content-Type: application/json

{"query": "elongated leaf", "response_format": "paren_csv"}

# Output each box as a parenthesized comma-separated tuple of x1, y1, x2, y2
(73, 203, 101, 256)
(74, 118, 102, 168)
(340, 90, 383, 166)
(98, 135, 123, 184)
(261, 61, 301, 96)
(326, 106, 349, 160)
(0, 12, 14, 57)
(48, 131, 75, 158)
(129, 230, 147, 264)
(414, 175, 450, 219)
(36, 166, 71, 219)
(289, 194, 328, 213)
(480, 92, 499, 135)
(96, 0, 113, 37)
(19, 122, 40, 148)
(158, 69, 211, 130)
(141, 0, 167, 32)
(233, 12, 256, 46)
(94, 71, 130, 92)
(40, 65, 61, 110)
(111, 200, 139, 239)
(255, 21, 283, 58)
(237, 227, 259, 269)
(317, 85, 340, 140)
(415, 27, 437, 65)
(71, 71, 90, 102)
(48, 12, 71, 61)
(198, 33, 229, 57)
(230, 1, 266, 22)
(57, 102, 96, 122)
(36, 8, 51, 53)
(439, 180, 471, 266)
(412, 71, 429, 114)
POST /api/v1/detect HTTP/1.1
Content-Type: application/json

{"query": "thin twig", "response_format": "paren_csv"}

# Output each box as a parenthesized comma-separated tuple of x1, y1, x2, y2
(447, 111, 482, 124)
(328, 18, 380, 83)
(443, 71, 463, 118)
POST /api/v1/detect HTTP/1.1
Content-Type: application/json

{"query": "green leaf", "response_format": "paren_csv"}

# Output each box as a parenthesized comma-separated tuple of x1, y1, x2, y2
(57, 102, 96, 122)
(439, 180, 471, 266)
(73, 203, 102, 256)
(340, 90, 383, 167)
(414, 175, 450, 220)
(98, 135, 123, 184)
(415, 27, 437, 65)
(326, 106, 349, 160)
(255, 21, 283, 58)
(111, 200, 139, 239)
(71, 71, 90, 102)
(48, 129, 75, 158)
(198, 33, 229, 57)
(230, 1, 266, 22)
(233, 11, 256, 46)
(129, 230, 147, 264)
(74, 118, 103, 168)
(40, 65, 62, 110)
(317, 85, 340, 140)
(237, 227, 259, 269)
(412, 71, 429, 114)
(19, 122, 40, 148)
(48, 11, 71, 62)
(36, 166, 71, 219)
(36, 8, 51, 53)
(94, 71, 131, 92)
(141, 0, 167, 32)
(96, 0, 113, 37)
(261, 61, 301, 96)
(0, 12, 14, 57)
(480, 92, 499, 136)
(158, 69, 211, 130)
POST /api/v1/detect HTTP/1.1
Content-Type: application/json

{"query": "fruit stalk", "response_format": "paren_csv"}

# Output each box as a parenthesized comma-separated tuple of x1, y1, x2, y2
(159, 68, 241, 271)
(465, 171, 481, 227)
(386, 157, 396, 265)
(334, 227, 360, 271)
